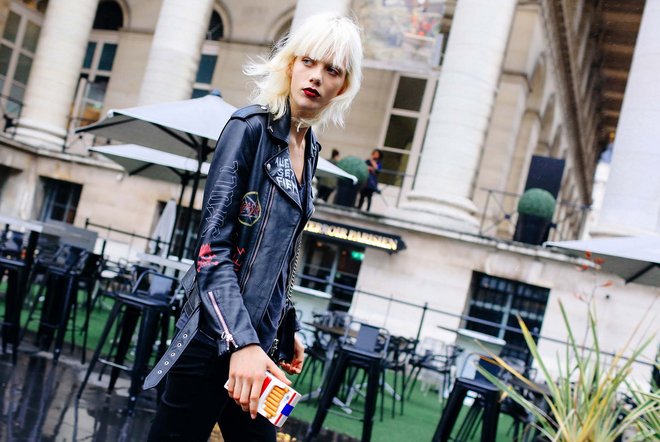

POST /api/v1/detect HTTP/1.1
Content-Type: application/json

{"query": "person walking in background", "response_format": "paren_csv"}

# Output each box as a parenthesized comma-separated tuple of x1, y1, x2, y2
(356, 148, 383, 211)
(144, 12, 363, 442)
(316, 148, 341, 201)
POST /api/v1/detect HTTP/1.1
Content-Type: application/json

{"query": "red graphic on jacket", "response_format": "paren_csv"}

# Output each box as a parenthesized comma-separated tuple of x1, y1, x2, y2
(232, 246, 246, 272)
(197, 243, 219, 272)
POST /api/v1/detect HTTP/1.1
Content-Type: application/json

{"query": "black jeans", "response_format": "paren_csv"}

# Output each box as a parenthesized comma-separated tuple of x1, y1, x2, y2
(147, 333, 276, 442)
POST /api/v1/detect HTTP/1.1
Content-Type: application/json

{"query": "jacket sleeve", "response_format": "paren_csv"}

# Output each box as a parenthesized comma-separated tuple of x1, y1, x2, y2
(195, 117, 261, 356)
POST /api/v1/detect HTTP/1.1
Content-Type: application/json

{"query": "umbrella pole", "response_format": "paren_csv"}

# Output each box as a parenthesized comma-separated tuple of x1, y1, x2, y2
(167, 175, 189, 257)
(177, 145, 205, 260)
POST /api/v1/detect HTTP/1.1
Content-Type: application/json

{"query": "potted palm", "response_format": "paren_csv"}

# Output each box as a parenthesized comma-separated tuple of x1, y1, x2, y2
(514, 188, 556, 245)
(333, 156, 369, 207)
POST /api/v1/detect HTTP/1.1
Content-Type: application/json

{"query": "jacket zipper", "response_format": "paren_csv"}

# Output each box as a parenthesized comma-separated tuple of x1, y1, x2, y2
(239, 186, 275, 291)
(207, 291, 236, 350)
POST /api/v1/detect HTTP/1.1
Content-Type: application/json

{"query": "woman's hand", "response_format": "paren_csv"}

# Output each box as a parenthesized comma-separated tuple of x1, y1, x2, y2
(279, 334, 305, 375)
(227, 344, 290, 419)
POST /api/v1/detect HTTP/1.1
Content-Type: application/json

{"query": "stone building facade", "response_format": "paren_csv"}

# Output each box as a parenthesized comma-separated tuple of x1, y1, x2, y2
(0, 0, 657, 382)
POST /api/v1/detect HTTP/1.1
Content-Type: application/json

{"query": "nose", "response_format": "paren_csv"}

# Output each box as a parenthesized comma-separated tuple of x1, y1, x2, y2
(309, 66, 322, 86)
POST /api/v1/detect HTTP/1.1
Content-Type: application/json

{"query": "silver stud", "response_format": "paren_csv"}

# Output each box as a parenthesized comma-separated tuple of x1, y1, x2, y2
(267, 164, 271, 171)
(183, 333, 188, 338)
(261, 105, 267, 110)
(170, 352, 175, 357)
(177, 343, 182, 347)
(164, 361, 169, 365)
(157, 370, 162, 374)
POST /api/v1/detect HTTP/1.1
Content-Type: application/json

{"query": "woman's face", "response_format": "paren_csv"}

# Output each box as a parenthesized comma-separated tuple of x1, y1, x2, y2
(289, 56, 347, 119)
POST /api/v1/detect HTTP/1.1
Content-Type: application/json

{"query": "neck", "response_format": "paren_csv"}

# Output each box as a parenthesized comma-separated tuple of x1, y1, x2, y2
(290, 118, 309, 145)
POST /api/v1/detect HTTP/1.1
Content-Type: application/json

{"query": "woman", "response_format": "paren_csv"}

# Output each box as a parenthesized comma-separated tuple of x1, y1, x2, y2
(357, 148, 383, 211)
(145, 12, 363, 442)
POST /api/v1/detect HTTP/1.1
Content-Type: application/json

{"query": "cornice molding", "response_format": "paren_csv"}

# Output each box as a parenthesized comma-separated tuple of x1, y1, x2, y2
(540, 0, 592, 204)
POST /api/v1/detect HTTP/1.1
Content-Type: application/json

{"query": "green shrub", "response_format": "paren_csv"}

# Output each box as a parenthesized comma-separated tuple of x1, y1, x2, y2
(336, 156, 369, 185)
(518, 188, 556, 220)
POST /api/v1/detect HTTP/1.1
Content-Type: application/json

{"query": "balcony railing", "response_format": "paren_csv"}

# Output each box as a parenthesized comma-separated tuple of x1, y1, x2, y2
(478, 187, 590, 242)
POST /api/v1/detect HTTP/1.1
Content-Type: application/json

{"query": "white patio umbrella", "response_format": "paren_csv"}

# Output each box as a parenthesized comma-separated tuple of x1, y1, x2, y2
(90, 144, 212, 256)
(545, 236, 660, 287)
(150, 199, 178, 257)
(89, 144, 210, 184)
(78, 90, 236, 258)
(78, 90, 236, 158)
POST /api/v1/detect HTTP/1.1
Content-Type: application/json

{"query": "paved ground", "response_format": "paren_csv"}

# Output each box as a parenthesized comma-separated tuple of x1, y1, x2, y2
(0, 344, 356, 441)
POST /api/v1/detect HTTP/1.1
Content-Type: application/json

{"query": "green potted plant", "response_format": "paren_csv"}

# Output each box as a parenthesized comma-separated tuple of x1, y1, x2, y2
(333, 155, 369, 207)
(514, 188, 556, 245)
(477, 301, 660, 442)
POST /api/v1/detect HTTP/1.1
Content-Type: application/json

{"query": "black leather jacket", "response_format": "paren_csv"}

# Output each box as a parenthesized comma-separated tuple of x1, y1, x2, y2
(144, 104, 318, 389)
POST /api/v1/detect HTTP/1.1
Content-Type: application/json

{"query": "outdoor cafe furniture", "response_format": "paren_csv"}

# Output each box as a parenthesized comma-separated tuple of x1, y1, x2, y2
(406, 343, 463, 403)
(78, 269, 178, 414)
(0, 231, 28, 363)
(0, 216, 42, 363)
(382, 335, 417, 418)
(297, 311, 353, 402)
(22, 245, 91, 364)
(432, 354, 503, 442)
(306, 321, 390, 442)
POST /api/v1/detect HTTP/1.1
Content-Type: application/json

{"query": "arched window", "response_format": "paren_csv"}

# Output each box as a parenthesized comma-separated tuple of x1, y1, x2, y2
(206, 10, 223, 41)
(93, 0, 124, 31)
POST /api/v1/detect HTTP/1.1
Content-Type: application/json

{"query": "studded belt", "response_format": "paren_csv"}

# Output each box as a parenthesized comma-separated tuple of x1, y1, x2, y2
(143, 296, 200, 390)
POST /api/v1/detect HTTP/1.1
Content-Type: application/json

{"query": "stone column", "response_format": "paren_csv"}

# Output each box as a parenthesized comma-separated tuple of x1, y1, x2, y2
(595, 0, 660, 236)
(137, 0, 214, 105)
(13, 0, 98, 149)
(291, 0, 351, 32)
(399, 0, 517, 231)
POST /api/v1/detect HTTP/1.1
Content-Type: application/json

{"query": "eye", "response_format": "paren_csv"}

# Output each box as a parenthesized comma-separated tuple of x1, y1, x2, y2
(301, 57, 313, 66)
(327, 66, 343, 77)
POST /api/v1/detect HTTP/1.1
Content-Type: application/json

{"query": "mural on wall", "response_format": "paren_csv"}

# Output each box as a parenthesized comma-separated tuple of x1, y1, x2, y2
(355, 0, 446, 71)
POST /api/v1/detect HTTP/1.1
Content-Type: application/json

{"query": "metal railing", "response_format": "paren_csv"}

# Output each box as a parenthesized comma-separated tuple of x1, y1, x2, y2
(478, 187, 590, 242)
(296, 271, 656, 370)
(84, 218, 170, 258)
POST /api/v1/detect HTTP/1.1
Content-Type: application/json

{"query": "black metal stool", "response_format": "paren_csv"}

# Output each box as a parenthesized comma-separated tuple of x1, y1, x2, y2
(306, 322, 389, 442)
(78, 270, 177, 414)
(432, 355, 502, 442)
(24, 246, 89, 363)
(0, 255, 27, 363)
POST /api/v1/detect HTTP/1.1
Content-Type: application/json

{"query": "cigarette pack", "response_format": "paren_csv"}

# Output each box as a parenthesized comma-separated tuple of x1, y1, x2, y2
(225, 371, 301, 427)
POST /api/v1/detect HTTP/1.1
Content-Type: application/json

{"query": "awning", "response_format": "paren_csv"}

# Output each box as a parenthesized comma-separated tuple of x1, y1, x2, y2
(545, 236, 660, 287)
(304, 218, 406, 253)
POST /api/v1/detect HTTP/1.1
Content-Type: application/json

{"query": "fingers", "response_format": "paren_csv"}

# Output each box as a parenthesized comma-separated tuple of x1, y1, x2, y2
(267, 360, 291, 385)
(249, 377, 262, 419)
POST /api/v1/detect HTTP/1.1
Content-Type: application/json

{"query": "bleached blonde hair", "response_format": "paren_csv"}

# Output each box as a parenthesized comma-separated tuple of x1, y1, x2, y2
(244, 12, 363, 129)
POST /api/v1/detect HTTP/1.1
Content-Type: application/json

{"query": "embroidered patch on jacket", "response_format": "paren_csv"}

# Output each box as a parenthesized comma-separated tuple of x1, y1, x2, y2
(203, 161, 238, 239)
(238, 191, 261, 226)
(197, 243, 219, 272)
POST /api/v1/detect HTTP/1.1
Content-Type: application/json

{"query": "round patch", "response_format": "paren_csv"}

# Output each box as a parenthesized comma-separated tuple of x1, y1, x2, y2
(238, 191, 261, 226)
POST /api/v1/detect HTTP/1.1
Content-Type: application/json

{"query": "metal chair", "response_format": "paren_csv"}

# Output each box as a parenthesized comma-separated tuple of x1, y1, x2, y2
(78, 270, 178, 414)
(306, 321, 390, 442)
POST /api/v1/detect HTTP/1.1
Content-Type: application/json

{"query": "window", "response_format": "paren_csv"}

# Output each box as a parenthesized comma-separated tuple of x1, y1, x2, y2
(39, 177, 82, 224)
(464, 272, 549, 361)
(380, 75, 435, 188)
(191, 54, 218, 98)
(192, 11, 224, 98)
(206, 10, 224, 41)
(298, 236, 365, 312)
(92, 0, 123, 31)
(0, 3, 44, 121)
(69, 2, 122, 128)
